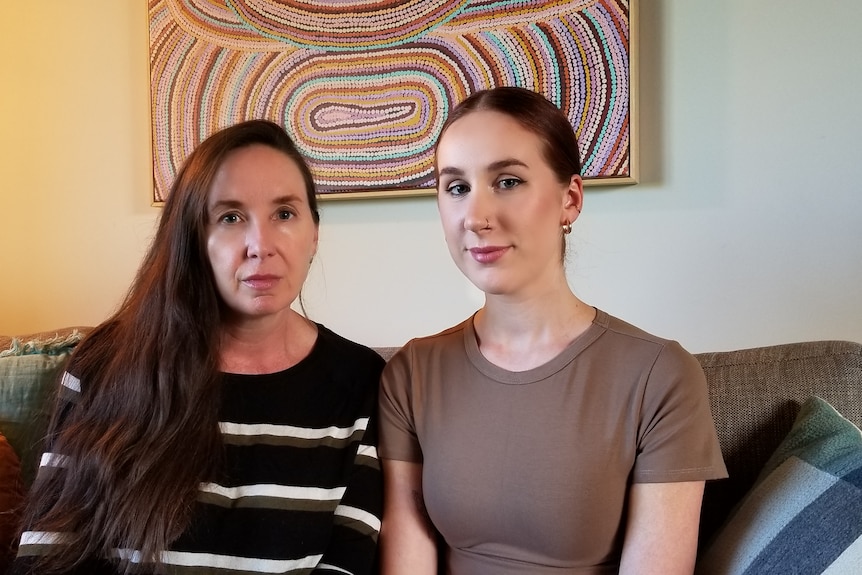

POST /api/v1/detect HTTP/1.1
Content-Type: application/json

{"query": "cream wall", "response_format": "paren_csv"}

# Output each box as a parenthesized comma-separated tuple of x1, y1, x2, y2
(2, 1, 860, 352)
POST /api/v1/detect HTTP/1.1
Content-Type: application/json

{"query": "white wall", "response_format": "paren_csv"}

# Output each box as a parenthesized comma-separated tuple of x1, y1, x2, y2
(2, 0, 860, 353)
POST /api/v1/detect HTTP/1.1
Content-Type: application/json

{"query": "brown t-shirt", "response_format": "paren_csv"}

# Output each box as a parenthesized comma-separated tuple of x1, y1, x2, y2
(379, 309, 727, 574)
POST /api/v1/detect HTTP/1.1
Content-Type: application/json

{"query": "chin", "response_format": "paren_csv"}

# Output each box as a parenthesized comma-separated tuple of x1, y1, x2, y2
(226, 299, 293, 321)
(466, 276, 512, 297)
(480, 286, 513, 297)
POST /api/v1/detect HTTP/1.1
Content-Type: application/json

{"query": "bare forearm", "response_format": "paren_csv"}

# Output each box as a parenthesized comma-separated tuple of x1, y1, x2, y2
(379, 517, 437, 574)
(380, 460, 438, 575)
(619, 481, 704, 575)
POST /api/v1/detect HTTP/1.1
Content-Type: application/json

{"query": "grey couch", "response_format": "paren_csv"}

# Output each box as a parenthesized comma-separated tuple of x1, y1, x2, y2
(2, 329, 861, 552)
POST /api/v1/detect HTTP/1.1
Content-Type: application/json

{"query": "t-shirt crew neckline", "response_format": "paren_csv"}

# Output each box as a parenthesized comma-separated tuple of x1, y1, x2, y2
(463, 308, 609, 385)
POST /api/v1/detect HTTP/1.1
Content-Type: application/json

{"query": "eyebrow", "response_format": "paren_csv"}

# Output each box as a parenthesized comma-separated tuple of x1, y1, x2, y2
(209, 194, 303, 211)
(438, 158, 529, 177)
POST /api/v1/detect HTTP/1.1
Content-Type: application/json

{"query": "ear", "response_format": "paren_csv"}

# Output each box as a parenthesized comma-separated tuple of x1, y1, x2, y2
(311, 225, 320, 260)
(561, 174, 584, 225)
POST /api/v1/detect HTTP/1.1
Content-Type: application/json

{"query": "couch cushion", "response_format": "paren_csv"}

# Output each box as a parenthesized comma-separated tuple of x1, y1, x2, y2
(696, 396, 862, 574)
(0, 329, 84, 486)
(696, 340, 862, 542)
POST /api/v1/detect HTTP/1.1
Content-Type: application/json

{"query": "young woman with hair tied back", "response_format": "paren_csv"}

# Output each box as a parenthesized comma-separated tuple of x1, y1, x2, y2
(11, 120, 384, 575)
(378, 87, 728, 574)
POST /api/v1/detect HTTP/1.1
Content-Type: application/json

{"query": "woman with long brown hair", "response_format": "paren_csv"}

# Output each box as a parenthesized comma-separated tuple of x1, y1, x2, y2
(12, 120, 383, 574)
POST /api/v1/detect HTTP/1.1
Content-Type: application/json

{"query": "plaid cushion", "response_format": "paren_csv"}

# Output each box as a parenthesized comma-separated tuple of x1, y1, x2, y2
(697, 396, 862, 574)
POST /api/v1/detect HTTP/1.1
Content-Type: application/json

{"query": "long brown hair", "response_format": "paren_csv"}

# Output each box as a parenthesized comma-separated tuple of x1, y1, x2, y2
(19, 120, 319, 573)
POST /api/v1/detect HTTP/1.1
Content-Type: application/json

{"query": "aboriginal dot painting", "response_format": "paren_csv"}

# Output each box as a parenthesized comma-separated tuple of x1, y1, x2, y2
(149, 0, 634, 201)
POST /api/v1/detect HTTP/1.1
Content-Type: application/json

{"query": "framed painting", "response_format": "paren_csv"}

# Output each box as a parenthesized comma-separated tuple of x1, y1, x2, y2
(149, 0, 637, 203)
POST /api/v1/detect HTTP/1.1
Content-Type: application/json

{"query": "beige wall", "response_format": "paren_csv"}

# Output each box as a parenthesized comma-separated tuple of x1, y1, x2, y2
(0, 1, 155, 332)
(2, 1, 861, 352)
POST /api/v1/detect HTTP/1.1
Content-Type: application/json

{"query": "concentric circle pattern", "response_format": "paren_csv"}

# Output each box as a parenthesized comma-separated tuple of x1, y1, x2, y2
(228, 0, 468, 50)
(150, 0, 631, 199)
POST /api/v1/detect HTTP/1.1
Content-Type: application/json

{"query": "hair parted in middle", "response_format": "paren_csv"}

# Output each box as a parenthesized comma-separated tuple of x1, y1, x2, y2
(18, 119, 319, 574)
(435, 86, 582, 183)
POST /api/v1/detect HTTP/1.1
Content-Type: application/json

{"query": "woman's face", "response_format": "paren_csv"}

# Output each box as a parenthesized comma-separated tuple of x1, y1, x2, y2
(205, 144, 318, 325)
(436, 110, 582, 297)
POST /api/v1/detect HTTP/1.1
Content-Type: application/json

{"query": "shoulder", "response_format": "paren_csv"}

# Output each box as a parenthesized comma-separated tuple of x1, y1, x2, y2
(598, 310, 672, 347)
(380, 318, 472, 393)
(596, 311, 690, 355)
(389, 317, 471, 364)
(590, 310, 702, 385)
(387, 317, 472, 370)
(314, 324, 386, 372)
(63, 320, 121, 380)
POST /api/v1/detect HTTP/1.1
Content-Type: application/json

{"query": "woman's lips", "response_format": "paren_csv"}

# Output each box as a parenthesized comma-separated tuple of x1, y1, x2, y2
(242, 274, 279, 290)
(468, 246, 509, 264)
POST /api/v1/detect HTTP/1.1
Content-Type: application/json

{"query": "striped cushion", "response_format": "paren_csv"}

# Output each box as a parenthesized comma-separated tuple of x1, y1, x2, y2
(697, 396, 862, 574)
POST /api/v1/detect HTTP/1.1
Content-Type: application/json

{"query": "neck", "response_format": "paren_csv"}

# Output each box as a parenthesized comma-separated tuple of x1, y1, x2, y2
(218, 310, 318, 374)
(475, 287, 596, 371)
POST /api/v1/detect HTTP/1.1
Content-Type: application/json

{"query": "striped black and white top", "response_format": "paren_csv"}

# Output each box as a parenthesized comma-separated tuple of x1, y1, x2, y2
(13, 325, 385, 575)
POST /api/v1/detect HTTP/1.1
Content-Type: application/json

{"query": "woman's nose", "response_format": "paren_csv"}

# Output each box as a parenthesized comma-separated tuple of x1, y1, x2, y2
(463, 193, 492, 232)
(246, 220, 276, 258)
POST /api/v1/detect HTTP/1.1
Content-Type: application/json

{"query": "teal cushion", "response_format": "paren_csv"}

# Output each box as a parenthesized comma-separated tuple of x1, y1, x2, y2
(697, 396, 862, 574)
(0, 332, 81, 486)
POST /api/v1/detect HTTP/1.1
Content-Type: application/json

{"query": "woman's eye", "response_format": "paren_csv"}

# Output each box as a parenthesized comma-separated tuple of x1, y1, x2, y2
(276, 209, 294, 221)
(219, 213, 240, 224)
(446, 182, 469, 197)
(497, 177, 522, 190)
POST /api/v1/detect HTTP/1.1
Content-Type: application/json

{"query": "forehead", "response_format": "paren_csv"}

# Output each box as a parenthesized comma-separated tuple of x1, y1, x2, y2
(208, 144, 307, 203)
(437, 110, 545, 162)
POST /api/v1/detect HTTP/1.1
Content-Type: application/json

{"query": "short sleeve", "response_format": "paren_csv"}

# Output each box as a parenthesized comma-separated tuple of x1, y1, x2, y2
(378, 345, 423, 462)
(632, 341, 728, 483)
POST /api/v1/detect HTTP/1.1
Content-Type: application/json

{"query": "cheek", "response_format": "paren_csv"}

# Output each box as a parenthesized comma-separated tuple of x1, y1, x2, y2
(440, 221, 462, 251)
(205, 235, 220, 268)
(437, 205, 460, 236)
(205, 235, 236, 278)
